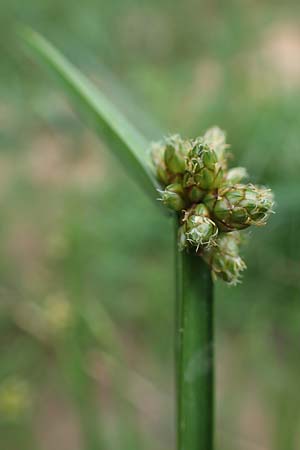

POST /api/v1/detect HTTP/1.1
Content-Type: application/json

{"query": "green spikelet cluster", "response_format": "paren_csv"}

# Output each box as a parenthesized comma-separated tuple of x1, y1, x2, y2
(151, 127, 274, 285)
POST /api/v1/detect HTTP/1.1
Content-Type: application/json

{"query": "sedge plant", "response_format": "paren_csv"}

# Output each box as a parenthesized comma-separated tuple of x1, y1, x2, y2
(23, 30, 274, 450)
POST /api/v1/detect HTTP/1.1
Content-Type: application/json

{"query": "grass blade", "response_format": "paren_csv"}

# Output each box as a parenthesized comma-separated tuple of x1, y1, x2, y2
(22, 29, 160, 200)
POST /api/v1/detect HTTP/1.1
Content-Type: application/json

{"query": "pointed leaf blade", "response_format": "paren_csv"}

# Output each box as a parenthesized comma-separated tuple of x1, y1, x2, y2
(23, 29, 159, 200)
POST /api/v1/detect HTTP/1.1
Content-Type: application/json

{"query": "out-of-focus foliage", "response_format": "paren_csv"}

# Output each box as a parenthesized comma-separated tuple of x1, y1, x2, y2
(1, 1, 300, 449)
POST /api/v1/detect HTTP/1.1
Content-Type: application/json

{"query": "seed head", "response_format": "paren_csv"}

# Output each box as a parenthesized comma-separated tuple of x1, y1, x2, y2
(151, 141, 169, 185)
(203, 126, 228, 167)
(204, 184, 274, 231)
(159, 183, 186, 211)
(203, 232, 246, 285)
(185, 142, 224, 190)
(164, 135, 190, 175)
(179, 204, 218, 250)
(185, 183, 206, 202)
(225, 167, 248, 184)
(151, 127, 274, 286)
(151, 135, 191, 186)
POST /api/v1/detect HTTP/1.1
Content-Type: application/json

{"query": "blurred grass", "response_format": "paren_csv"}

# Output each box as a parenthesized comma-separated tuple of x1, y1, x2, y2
(1, 0, 300, 449)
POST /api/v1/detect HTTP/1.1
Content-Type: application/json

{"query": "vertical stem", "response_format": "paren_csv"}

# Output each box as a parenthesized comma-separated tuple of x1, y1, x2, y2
(175, 220, 214, 450)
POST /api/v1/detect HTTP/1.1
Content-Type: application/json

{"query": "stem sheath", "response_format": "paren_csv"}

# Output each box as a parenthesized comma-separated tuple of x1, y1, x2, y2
(175, 220, 214, 450)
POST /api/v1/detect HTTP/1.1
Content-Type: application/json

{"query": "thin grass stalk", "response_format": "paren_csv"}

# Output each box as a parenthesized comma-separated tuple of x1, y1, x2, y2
(175, 217, 214, 450)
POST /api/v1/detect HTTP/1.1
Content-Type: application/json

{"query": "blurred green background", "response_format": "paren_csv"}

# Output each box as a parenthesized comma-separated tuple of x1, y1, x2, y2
(1, 1, 300, 449)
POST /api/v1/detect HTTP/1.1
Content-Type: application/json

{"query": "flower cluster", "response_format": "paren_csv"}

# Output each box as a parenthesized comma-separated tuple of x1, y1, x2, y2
(151, 127, 274, 285)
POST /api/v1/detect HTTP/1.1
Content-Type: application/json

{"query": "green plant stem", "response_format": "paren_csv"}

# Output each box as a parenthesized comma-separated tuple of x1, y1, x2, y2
(175, 218, 214, 450)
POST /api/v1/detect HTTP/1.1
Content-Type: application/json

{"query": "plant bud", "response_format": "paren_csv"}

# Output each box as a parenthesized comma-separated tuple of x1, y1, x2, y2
(180, 204, 218, 250)
(203, 126, 228, 166)
(151, 142, 169, 185)
(164, 135, 190, 175)
(203, 232, 246, 285)
(182, 173, 206, 202)
(159, 183, 185, 211)
(187, 184, 206, 202)
(225, 167, 248, 184)
(204, 184, 274, 231)
(186, 143, 224, 190)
